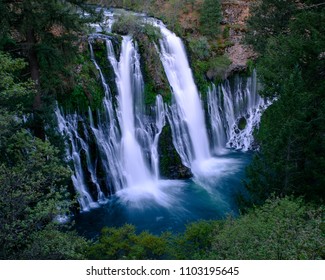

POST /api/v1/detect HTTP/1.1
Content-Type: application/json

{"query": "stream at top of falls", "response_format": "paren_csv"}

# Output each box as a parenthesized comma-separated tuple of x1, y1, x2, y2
(57, 9, 267, 237)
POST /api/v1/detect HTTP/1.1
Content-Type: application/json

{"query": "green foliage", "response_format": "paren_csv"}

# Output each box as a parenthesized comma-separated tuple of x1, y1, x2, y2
(142, 24, 162, 44)
(245, 4, 325, 203)
(58, 52, 105, 112)
(172, 220, 219, 259)
(247, 70, 325, 203)
(23, 225, 89, 260)
(207, 55, 231, 80)
(0, 50, 86, 260)
(112, 13, 142, 35)
(199, 0, 222, 37)
(208, 197, 324, 259)
(87, 224, 169, 259)
(144, 82, 158, 106)
(222, 25, 230, 39)
(0, 0, 101, 111)
(245, 0, 298, 54)
(245, 59, 255, 76)
(187, 36, 211, 60)
(0, 52, 35, 154)
(192, 60, 210, 94)
(0, 52, 34, 112)
(0, 130, 74, 259)
(256, 9, 325, 98)
(192, 54, 231, 92)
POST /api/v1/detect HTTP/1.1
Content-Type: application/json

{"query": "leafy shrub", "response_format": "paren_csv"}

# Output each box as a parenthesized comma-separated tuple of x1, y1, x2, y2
(208, 197, 325, 259)
(200, 0, 222, 37)
(111, 13, 142, 35)
(172, 220, 220, 259)
(86, 224, 169, 260)
(187, 36, 211, 60)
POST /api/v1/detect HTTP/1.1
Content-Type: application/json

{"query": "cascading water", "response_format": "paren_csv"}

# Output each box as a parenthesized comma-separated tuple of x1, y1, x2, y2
(88, 37, 125, 193)
(208, 70, 267, 152)
(157, 22, 211, 171)
(207, 84, 227, 153)
(114, 36, 155, 191)
(56, 11, 268, 231)
(57, 35, 171, 208)
(55, 108, 100, 211)
(155, 21, 249, 185)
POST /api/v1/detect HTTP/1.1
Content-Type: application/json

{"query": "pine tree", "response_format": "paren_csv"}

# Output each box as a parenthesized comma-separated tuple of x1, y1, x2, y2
(245, 2, 325, 204)
(199, 0, 222, 37)
(0, 51, 88, 259)
(0, 0, 100, 137)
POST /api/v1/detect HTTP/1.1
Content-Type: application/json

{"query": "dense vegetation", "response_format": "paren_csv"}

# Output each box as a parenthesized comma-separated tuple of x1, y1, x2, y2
(0, 51, 88, 259)
(0, 0, 324, 260)
(0, 0, 96, 259)
(245, 0, 325, 205)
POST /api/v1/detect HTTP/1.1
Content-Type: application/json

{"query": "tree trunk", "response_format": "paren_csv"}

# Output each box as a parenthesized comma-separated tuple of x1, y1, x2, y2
(26, 28, 45, 140)
(26, 28, 42, 111)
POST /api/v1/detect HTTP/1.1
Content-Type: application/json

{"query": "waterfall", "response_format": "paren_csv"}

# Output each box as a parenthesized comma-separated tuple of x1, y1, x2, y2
(55, 11, 268, 210)
(207, 84, 227, 153)
(55, 108, 100, 211)
(208, 70, 267, 152)
(157, 22, 211, 172)
(88, 38, 125, 193)
(150, 95, 166, 179)
(89, 34, 169, 206)
(115, 36, 153, 188)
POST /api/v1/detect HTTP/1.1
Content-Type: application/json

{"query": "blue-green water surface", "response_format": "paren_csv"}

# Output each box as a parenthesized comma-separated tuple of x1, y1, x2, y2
(75, 151, 251, 238)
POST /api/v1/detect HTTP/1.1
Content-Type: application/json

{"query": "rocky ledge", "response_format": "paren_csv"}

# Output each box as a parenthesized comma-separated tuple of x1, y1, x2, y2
(221, 0, 257, 75)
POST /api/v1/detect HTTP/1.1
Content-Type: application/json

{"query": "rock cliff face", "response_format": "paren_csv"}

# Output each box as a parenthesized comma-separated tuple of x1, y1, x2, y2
(221, 0, 257, 75)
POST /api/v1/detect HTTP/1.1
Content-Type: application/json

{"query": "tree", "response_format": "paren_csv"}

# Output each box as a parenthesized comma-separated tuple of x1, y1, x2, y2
(0, 52, 86, 260)
(208, 197, 324, 259)
(245, 2, 325, 203)
(87, 224, 169, 260)
(245, 0, 298, 53)
(199, 0, 222, 37)
(0, 0, 100, 137)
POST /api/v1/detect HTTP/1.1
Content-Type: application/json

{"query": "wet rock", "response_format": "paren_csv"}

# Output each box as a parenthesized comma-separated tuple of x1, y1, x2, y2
(158, 125, 192, 179)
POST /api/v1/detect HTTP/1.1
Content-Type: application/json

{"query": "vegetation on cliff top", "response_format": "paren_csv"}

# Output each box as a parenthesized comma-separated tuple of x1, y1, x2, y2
(89, 0, 232, 90)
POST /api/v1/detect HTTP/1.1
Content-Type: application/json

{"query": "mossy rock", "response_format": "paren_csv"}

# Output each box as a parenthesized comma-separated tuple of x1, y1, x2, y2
(238, 116, 247, 130)
(158, 124, 192, 179)
(136, 32, 171, 108)
(57, 47, 105, 113)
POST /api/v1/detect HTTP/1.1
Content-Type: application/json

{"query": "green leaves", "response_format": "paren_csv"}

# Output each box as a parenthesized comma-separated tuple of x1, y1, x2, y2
(0, 130, 73, 259)
(0, 52, 34, 113)
(87, 224, 169, 260)
(0, 47, 85, 261)
(245, 2, 325, 203)
(246, 0, 298, 54)
(208, 197, 324, 259)
(199, 0, 222, 37)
